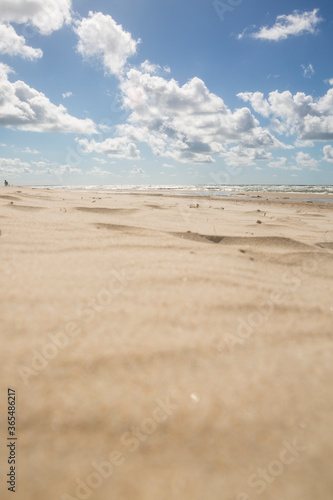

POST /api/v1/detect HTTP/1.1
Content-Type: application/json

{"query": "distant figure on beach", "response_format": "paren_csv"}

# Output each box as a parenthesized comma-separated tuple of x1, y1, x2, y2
(4, 180, 9, 187)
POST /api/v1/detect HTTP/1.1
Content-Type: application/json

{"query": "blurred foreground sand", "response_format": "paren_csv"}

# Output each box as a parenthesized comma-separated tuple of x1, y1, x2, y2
(0, 187, 333, 500)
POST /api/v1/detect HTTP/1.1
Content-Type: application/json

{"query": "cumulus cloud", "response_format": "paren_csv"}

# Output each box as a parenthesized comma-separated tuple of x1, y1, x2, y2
(238, 89, 333, 141)
(88, 166, 114, 177)
(130, 165, 146, 174)
(0, 63, 96, 134)
(294, 139, 314, 148)
(92, 157, 108, 164)
(0, 0, 72, 35)
(323, 145, 333, 163)
(237, 91, 271, 118)
(21, 147, 39, 154)
(129, 165, 146, 175)
(248, 9, 322, 41)
(76, 137, 141, 159)
(296, 151, 319, 170)
(140, 60, 170, 75)
(140, 60, 161, 74)
(36, 163, 82, 175)
(268, 157, 288, 169)
(0, 157, 31, 175)
(74, 11, 139, 76)
(268, 157, 300, 170)
(113, 69, 284, 164)
(57, 164, 81, 174)
(0, 22, 43, 59)
(31, 160, 50, 168)
(223, 146, 273, 167)
(325, 78, 333, 86)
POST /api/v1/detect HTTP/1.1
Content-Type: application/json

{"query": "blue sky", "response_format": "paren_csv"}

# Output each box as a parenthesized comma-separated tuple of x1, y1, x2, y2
(0, 0, 333, 186)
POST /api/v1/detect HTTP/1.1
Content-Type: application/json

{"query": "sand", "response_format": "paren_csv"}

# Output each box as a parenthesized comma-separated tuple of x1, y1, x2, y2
(0, 187, 333, 500)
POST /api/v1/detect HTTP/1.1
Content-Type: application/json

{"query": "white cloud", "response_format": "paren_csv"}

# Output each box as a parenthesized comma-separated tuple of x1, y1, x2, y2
(37, 163, 82, 175)
(92, 157, 108, 164)
(237, 91, 271, 118)
(325, 78, 333, 86)
(115, 69, 283, 164)
(268, 157, 300, 170)
(237, 126, 286, 149)
(74, 11, 139, 76)
(62, 91, 73, 99)
(0, 156, 32, 175)
(0, 157, 30, 168)
(0, 63, 96, 134)
(294, 139, 314, 148)
(323, 145, 333, 163)
(21, 147, 39, 154)
(31, 160, 50, 168)
(302, 63, 314, 78)
(295, 151, 319, 171)
(140, 60, 160, 74)
(162, 163, 175, 168)
(248, 9, 322, 41)
(129, 165, 146, 176)
(237, 28, 249, 40)
(58, 164, 81, 174)
(269, 157, 287, 169)
(77, 137, 141, 159)
(238, 89, 333, 141)
(253, 149, 274, 161)
(0, 22, 43, 59)
(140, 60, 171, 75)
(223, 146, 273, 167)
(88, 166, 113, 177)
(0, 0, 72, 35)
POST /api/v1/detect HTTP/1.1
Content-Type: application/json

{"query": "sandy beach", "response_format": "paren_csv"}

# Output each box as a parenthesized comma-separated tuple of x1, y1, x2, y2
(1, 186, 333, 500)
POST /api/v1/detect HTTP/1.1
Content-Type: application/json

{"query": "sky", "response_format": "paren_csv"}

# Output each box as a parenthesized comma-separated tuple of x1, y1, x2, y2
(0, 0, 333, 186)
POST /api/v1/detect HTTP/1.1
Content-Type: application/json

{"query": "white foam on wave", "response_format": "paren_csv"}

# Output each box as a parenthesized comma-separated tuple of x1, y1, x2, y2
(40, 184, 333, 195)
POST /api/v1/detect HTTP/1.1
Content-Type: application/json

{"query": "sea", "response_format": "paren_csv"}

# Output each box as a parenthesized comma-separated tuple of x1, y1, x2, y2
(34, 184, 333, 203)
(40, 184, 333, 195)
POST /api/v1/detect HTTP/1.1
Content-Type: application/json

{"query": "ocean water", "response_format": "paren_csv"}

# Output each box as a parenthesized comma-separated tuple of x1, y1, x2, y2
(43, 184, 333, 195)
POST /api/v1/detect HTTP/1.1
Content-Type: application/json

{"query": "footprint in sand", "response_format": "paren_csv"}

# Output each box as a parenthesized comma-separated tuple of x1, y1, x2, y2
(6, 204, 45, 211)
(0, 195, 21, 201)
(170, 231, 313, 249)
(76, 207, 137, 215)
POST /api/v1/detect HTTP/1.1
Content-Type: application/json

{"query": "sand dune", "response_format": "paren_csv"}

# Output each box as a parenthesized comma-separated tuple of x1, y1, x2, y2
(0, 187, 333, 500)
